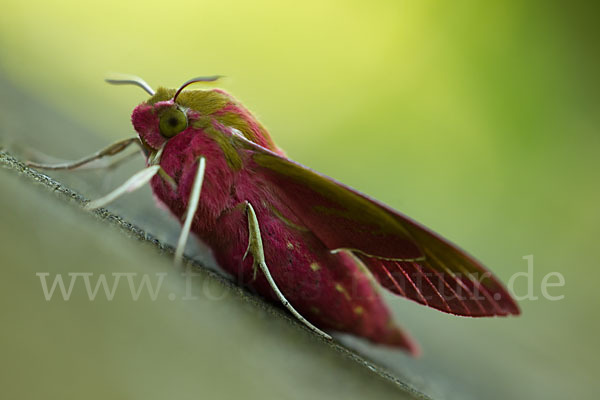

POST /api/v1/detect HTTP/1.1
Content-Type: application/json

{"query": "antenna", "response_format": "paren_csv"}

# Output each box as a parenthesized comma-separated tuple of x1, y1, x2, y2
(173, 75, 222, 102)
(105, 73, 155, 96)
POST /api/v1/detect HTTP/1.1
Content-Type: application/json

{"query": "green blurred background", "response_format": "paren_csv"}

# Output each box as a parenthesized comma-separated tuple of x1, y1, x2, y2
(1, 1, 598, 399)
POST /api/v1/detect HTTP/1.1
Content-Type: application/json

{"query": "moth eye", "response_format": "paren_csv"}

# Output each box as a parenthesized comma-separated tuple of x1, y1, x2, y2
(159, 107, 188, 138)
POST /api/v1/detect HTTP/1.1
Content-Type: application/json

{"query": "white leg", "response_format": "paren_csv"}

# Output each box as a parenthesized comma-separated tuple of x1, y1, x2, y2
(174, 156, 206, 268)
(27, 137, 143, 170)
(243, 201, 332, 340)
(85, 165, 161, 210)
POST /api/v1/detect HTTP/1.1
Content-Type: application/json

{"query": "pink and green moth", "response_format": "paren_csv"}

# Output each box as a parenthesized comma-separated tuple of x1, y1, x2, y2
(29, 75, 520, 355)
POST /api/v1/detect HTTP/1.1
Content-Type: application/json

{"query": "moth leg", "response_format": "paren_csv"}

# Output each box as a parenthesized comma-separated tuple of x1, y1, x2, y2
(242, 201, 333, 340)
(27, 137, 143, 170)
(83, 165, 161, 210)
(89, 148, 145, 171)
(174, 156, 206, 268)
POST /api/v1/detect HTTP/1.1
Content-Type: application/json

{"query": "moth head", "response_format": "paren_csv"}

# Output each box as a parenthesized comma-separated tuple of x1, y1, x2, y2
(106, 75, 222, 151)
(128, 101, 182, 152)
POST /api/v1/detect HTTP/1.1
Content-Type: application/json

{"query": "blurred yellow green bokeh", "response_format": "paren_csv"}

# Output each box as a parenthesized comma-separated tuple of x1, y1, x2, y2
(1, 1, 598, 399)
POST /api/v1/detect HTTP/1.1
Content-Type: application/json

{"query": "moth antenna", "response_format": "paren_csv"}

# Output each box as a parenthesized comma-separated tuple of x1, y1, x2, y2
(173, 75, 222, 103)
(105, 74, 155, 96)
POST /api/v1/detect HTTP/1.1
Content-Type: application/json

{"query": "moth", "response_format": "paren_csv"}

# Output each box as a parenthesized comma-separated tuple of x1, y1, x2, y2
(29, 76, 520, 355)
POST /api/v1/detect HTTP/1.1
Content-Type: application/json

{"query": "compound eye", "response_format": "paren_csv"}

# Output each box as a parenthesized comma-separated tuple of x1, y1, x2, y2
(159, 107, 187, 138)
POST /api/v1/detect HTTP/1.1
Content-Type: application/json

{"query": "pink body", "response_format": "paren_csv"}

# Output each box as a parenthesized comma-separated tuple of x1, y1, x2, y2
(129, 86, 519, 354)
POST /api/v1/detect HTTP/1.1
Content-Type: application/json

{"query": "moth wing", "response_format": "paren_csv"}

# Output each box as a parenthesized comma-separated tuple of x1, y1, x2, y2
(234, 135, 519, 317)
